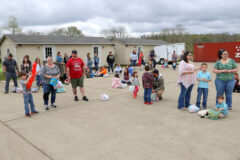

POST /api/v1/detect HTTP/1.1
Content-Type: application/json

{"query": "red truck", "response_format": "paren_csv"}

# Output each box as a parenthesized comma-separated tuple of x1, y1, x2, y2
(194, 42, 240, 62)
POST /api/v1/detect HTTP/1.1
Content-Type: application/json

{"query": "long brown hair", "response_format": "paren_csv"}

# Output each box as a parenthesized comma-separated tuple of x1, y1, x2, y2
(35, 57, 41, 66)
(22, 55, 30, 64)
(124, 67, 129, 75)
(132, 71, 138, 78)
(87, 53, 91, 59)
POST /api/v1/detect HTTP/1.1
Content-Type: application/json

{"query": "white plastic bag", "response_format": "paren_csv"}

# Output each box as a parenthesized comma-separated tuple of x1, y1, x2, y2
(12, 87, 17, 93)
(57, 81, 64, 88)
(188, 105, 200, 113)
(103, 74, 108, 77)
(151, 93, 159, 101)
(31, 88, 38, 93)
(129, 86, 135, 92)
(100, 94, 109, 101)
(16, 87, 23, 93)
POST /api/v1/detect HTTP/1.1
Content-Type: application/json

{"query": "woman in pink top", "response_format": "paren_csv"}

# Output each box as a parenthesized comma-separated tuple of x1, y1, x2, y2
(177, 51, 200, 110)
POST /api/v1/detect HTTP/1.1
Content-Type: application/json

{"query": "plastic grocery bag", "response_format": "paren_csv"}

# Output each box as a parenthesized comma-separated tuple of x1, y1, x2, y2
(100, 94, 109, 101)
(151, 93, 159, 101)
(129, 86, 135, 92)
(31, 88, 38, 93)
(188, 105, 200, 113)
(57, 81, 64, 89)
(56, 87, 65, 93)
(16, 87, 23, 93)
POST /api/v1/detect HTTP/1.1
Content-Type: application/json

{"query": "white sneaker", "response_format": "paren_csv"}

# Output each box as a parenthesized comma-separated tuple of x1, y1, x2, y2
(44, 105, 49, 110)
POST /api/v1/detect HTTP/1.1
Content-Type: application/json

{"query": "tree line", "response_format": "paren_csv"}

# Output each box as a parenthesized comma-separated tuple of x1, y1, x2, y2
(141, 24, 240, 52)
(1, 16, 240, 53)
(1, 16, 84, 37)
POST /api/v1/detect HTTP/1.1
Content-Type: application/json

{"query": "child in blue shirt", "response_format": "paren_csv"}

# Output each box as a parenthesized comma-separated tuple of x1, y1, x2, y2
(215, 95, 228, 118)
(196, 63, 212, 108)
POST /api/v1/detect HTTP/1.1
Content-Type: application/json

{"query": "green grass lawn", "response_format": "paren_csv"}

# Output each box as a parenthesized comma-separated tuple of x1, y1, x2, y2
(0, 63, 6, 80)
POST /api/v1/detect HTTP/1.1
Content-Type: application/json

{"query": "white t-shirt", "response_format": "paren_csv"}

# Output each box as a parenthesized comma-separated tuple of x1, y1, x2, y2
(130, 53, 138, 61)
(36, 64, 41, 75)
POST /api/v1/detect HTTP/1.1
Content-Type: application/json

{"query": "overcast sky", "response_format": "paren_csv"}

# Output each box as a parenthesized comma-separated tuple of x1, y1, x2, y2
(0, 0, 239, 36)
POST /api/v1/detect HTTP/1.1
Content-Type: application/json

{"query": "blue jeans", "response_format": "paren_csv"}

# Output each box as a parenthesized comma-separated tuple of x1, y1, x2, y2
(43, 84, 56, 105)
(88, 67, 93, 75)
(131, 60, 137, 67)
(121, 80, 131, 85)
(36, 75, 42, 87)
(108, 63, 114, 72)
(23, 93, 36, 114)
(215, 78, 235, 108)
(5, 72, 18, 92)
(144, 88, 152, 103)
(94, 63, 99, 71)
(152, 60, 156, 69)
(196, 88, 208, 108)
(178, 83, 194, 109)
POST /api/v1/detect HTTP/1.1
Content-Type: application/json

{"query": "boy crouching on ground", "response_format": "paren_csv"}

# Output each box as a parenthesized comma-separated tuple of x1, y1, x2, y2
(215, 95, 228, 118)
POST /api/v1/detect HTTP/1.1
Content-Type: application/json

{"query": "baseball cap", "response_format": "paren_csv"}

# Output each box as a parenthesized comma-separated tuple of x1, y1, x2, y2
(8, 53, 13, 57)
(72, 50, 77, 54)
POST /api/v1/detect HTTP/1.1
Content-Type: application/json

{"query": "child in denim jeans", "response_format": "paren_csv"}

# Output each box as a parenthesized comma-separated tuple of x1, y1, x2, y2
(20, 72, 39, 117)
(196, 63, 212, 109)
(142, 66, 154, 105)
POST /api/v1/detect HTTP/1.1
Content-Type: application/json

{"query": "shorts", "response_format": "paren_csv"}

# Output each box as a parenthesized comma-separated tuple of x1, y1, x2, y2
(71, 76, 84, 88)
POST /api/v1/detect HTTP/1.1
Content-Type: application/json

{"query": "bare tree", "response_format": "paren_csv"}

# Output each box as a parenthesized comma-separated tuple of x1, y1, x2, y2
(175, 24, 187, 35)
(100, 26, 128, 39)
(48, 28, 67, 36)
(6, 16, 22, 34)
(65, 26, 84, 37)
(48, 26, 84, 37)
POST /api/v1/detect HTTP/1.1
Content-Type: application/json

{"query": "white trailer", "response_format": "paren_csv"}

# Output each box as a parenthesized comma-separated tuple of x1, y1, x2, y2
(155, 43, 185, 64)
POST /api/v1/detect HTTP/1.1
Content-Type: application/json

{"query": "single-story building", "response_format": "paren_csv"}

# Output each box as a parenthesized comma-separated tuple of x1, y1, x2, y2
(0, 34, 115, 67)
(112, 38, 168, 65)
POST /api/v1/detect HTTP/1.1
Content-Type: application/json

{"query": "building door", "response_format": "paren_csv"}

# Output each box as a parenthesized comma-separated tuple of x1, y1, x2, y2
(92, 46, 101, 66)
(43, 46, 55, 61)
(137, 46, 143, 58)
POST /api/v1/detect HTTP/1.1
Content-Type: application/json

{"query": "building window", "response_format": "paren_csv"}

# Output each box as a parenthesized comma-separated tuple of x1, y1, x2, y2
(44, 46, 55, 60)
(93, 46, 99, 55)
(92, 46, 101, 65)
(7, 49, 10, 54)
(45, 47, 52, 59)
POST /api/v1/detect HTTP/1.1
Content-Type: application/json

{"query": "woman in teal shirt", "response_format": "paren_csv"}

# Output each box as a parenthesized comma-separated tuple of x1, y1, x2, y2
(213, 49, 238, 110)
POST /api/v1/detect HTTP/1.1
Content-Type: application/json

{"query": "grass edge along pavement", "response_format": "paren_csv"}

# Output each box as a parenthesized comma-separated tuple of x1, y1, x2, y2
(0, 63, 5, 80)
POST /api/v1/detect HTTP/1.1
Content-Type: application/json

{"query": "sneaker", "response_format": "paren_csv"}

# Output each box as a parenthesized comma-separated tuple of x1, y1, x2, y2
(82, 96, 89, 101)
(31, 111, 39, 114)
(147, 102, 153, 105)
(4, 91, 8, 94)
(44, 105, 49, 110)
(51, 103, 57, 108)
(74, 96, 79, 101)
(144, 102, 148, 104)
(228, 107, 232, 110)
(25, 113, 31, 117)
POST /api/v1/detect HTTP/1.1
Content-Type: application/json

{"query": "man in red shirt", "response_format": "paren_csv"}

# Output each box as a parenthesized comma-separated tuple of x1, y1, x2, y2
(67, 50, 89, 101)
